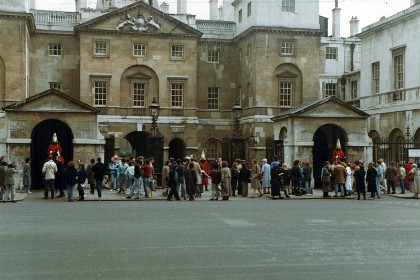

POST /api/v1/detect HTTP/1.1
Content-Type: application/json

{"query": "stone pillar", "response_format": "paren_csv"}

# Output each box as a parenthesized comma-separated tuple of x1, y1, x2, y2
(160, 2, 170, 13)
(332, 6, 341, 38)
(210, 0, 218, 20)
(349, 16, 359, 37)
(177, 0, 187, 14)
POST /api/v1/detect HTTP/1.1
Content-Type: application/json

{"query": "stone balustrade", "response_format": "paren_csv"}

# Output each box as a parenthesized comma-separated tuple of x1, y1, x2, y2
(196, 20, 236, 33)
(347, 86, 420, 109)
(32, 10, 80, 24)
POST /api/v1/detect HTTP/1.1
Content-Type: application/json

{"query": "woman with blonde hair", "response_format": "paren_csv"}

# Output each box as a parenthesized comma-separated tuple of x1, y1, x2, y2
(221, 161, 232, 200)
(409, 164, 420, 198)
(250, 159, 263, 198)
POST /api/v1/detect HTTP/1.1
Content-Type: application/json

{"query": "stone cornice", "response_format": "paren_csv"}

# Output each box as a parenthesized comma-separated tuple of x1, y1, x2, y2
(233, 26, 323, 43)
(198, 39, 235, 46)
(77, 28, 201, 39)
(359, 5, 420, 38)
(0, 12, 36, 34)
(33, 30, 76, 37)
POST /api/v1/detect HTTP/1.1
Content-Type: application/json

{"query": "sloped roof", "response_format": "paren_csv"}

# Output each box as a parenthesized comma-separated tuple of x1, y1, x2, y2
(272, 96, 369, 121)
(4, 89, 99, 113)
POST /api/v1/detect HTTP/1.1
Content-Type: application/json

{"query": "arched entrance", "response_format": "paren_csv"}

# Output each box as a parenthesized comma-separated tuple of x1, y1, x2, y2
(31, 119, 74, 189)
(313, 124, 348, 188)
(169, 138, 185, 160)
(125, 131, 150, 157)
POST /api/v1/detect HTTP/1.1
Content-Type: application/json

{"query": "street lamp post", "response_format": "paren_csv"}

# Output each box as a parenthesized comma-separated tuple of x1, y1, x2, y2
(232, 99, 242, 137)
(149, 97, 160, 136)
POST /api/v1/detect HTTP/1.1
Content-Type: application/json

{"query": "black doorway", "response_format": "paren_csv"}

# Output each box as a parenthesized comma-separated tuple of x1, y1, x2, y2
(125, 131, 149, 157)
(31, 119, 74, 189)
(169, 138, 185, 160)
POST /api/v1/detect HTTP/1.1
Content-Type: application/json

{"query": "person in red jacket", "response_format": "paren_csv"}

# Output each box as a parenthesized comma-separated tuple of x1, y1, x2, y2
(142, 159, 153, 198)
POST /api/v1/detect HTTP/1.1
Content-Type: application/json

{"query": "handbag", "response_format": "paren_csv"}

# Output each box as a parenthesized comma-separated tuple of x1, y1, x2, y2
(258, 173, 263, 181)
(409, 172, 414, 182)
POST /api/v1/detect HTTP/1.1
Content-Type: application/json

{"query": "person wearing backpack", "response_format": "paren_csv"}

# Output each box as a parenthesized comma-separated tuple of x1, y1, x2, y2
(167, 165, 180, 201)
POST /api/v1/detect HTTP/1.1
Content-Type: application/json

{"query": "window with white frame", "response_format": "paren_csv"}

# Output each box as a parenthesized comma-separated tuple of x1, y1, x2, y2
(239, 9, 242, 23)
(280, 41, 294, 56)
(208, 51, 219, 63)
(282, 0, 295, 12)
(133, 82, 146, 107)
(372, 62, 380, 94)
(93, 81, 108, 106)
(247, 2, 252, 17)
(206, 139, 220, 160)
(171, 82, 184, 107)
(48, 44, 61, 56)
(279, 81, 292, 107)
(326, 47, 338, 59)
(325, 83, 337, 97)
(394, 54, 404, 90)
(351, 81, 358, 99)
(170, 45, 184, 60)
(94, 41, 109, 57)
(208, 87, 219, 110)
(49, 82, 62, 91)
(133, 43, 146, 57)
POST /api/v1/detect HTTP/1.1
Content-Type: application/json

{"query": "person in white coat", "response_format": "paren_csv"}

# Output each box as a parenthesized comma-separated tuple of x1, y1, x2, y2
(42, 156, 57, 199)
(345, 162, 352, 196)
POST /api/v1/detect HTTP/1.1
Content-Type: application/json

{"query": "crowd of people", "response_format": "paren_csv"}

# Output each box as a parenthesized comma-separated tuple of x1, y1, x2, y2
(1, 153, 420, 203)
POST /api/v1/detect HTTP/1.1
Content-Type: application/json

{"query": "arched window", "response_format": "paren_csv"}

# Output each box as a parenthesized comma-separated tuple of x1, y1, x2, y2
(206, 139, 220, 161)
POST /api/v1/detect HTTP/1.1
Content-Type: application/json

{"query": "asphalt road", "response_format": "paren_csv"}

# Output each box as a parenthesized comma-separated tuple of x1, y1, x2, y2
(1, 196, 420, 280)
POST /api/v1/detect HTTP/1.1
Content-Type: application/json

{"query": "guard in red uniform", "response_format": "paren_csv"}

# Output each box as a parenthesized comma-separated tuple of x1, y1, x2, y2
(199, 151, 210, 191)
(332, 139, 345, 164)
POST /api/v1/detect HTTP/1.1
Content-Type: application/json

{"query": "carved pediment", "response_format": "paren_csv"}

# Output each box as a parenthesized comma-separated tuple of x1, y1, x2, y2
(4, 89, 99, 113)
(272, 97, 369, 121)
(276, 71, 298, 79)
(75, 2, 202, 37)
(127, 71, 152, 80)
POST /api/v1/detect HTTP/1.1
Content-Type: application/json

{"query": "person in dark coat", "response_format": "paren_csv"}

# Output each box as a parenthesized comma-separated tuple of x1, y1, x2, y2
(185, 162, 197, 201)
(270, 164, 281, 199)
(167, 165, 181, 201)
(354, 165, 366, 200)
(91, 157, 108, 199)
(65, 161, 78, 202)
(77, 161, 86, 201)
(366, 162, 378, 200)
(238, 162, 251, 197)
(279, 163, 291, 198)
(55, 160, 66, 198)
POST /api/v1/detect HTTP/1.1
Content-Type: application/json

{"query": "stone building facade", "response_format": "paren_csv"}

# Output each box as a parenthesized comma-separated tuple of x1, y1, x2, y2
(0, 0, 419, 188)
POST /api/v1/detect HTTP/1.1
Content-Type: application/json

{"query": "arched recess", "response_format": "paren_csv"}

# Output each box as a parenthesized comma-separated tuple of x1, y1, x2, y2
(124, 131, 150, 157)
(169, 138, 186, 161)
(0, 56, 5, 108)
(205, 138, 221, 161)
(312, 124, 348, 188)
(31, 119, 74, 189)
(389, 128, 406, 163)
(413, 128, 420, 149)
(273, 63, 303, 107)
(120, 65, 159, 109)
(274, 127, 288, 163)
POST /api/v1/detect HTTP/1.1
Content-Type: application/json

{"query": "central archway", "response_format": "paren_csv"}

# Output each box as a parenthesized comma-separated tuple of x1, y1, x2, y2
(31, 119, 74, 189)
(313, 124, 348, 188)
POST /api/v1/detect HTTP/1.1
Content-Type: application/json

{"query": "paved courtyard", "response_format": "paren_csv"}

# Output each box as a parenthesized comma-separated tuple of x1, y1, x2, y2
(1, 189, 420, 280)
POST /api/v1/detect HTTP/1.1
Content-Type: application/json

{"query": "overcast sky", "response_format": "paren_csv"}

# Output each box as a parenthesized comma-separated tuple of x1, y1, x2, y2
(35, 0, 412, 37)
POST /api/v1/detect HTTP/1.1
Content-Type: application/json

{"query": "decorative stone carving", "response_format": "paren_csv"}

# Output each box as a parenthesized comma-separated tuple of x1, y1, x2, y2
(116, 11, 160, 32)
